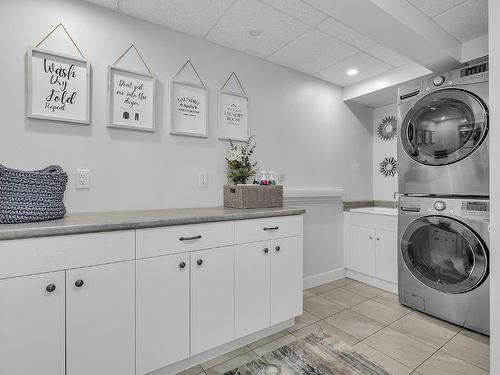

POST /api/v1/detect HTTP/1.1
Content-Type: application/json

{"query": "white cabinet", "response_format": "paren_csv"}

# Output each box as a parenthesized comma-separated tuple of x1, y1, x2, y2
(136, 253, 190, 375)
(235, 241, 271, 337)
(191, 246, 235, 355)
(0, 214, 303, 375)
(66, 261, 135, 375)
(348, 225, 376, 275)
(345, 211, 398, 290)
(270, 236, 303, 324)
(375, 229, 398, 283)
(0, 271, 65, 375)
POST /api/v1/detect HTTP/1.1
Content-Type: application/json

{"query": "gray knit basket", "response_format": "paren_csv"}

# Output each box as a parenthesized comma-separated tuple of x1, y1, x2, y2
(0, 165, 68, 224)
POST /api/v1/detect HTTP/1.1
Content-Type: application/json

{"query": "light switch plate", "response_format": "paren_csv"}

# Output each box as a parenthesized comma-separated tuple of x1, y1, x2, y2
(76, 169, 90, 189)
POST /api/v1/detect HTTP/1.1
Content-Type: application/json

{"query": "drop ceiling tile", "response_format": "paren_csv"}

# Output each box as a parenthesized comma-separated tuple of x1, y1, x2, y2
(206, 0, 310, 58)
(433, 0, 488, 42)
(259, 0, 328, 26)
(317, 17, 376, 50)
(365, 44, 411, 67)
(118, 0, 235, 38)
(315, 52, 392, 87)
(84, 0, 118, 9)
(267, 29, 357, 74)
(408, 0, 469, 18)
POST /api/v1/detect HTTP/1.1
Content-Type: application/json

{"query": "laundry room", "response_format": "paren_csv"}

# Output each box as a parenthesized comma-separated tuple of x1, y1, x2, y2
(0, 0, 498, 374)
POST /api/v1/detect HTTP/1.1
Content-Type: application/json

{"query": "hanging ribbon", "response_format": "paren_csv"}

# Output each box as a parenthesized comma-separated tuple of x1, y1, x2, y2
(112, 44, 152, 75)
(221, 72, 247, 96)
(35, 23, 85, 58)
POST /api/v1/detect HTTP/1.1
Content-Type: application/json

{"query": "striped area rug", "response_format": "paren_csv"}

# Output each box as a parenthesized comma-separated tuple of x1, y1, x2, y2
(223, 332, 389, 375)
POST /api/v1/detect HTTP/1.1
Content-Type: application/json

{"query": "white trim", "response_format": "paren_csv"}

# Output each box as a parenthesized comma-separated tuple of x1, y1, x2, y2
(346, 269, 397, 293)
(283, 188, 344, 204)
(303, 268, 346, 289)
(149, 319, 294, 375)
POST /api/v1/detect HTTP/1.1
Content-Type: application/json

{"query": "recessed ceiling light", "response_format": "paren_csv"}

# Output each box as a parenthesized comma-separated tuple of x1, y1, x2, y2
(347, 69, 359, 76)
(249, 30, 262, 37)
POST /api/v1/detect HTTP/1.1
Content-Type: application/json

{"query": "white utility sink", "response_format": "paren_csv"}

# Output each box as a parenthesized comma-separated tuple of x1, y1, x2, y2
(349, 207, 398, 217)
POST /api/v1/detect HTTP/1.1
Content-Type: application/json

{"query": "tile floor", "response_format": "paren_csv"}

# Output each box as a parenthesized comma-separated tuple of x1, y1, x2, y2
(179, 278, 490, 375)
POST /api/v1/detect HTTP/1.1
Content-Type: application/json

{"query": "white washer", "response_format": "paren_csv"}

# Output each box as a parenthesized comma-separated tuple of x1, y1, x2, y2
(398, 58, 489, 196)
(398, 196, 489, 335)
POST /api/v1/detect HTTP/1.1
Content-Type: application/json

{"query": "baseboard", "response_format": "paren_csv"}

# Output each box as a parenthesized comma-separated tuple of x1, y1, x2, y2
(345, 269, 397, 293)
(303, 268, 346, 289)
(150, 319, 294, 375)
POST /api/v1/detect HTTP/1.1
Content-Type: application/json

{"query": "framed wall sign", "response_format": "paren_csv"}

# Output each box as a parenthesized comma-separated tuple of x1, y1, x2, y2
(108, 66, 156, 132)
(170, 60, 208, 137)
(218, 72, 249, 141)
(27, 47, 90, 124)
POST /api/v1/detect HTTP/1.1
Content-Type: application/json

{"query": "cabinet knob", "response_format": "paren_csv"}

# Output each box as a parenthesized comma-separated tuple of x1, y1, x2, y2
(377, 238, 380, 241)
(275, 246, 280, 252)
(264, 247, 269, 254)
(179, 261, 186, 269)
(197, 259, 203, 266)
(46, 284, 56, 293)
(369, 236, 373, 240)
(75, 279, 84, 288)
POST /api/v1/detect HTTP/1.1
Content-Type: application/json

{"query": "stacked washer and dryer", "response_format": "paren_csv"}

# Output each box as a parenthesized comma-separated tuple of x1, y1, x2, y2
(397, 57, 490, 335)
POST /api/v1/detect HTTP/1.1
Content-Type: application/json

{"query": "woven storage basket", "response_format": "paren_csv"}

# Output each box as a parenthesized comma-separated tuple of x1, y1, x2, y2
(0, 165, 68, 224)
(224, 184, 283, 209)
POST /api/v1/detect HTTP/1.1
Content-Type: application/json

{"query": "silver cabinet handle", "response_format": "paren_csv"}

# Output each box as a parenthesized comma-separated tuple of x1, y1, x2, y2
(263, 226, 279, 231)
(179, 235, 202, 241)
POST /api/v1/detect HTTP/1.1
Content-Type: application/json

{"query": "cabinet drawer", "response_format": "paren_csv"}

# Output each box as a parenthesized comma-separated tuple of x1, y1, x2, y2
(0, 231, 135, 279)
(235, 215, 303, 244)
(136, 222, 234, 259)
(349, 213, 397, 231)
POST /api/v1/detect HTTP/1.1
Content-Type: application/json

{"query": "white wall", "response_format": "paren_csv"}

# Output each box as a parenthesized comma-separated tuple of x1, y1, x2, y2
(372, 104, 398, 201)
(489, 0, 498, 372)
(0, 0, 374, 213)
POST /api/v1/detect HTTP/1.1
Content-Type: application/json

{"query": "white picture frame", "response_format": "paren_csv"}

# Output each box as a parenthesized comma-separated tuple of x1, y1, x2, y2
(107, 65, 156, 132)
(27, 46, 91, 124)
(218, 91, 249, 141)
(170, 81, 208, 138)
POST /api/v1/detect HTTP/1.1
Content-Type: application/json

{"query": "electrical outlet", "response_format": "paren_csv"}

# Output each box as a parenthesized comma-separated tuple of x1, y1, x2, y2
(278, 173, 286, 183)
(198, 172, 208, 188)
(76, 169, 90, 189)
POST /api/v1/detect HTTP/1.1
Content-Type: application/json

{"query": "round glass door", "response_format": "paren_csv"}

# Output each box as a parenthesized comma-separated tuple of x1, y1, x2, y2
(401, 216, 488, 294)
(401, 89, 488, 166)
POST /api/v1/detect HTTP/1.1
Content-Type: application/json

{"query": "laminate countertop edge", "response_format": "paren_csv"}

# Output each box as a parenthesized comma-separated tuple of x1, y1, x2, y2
(0, 206, 306, 241)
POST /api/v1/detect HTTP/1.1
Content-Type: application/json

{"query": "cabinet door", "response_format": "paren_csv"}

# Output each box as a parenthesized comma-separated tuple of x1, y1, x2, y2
(270, 236, 302, 325)
(136, 253, 190, 375)
(66, 261, 135, 375)
(191, 246, 234, 355)
(235, 241, 271, 338)
(375, 229, 398, 283)
(0, 272, 65, 375)
(349, 226, 376, 276)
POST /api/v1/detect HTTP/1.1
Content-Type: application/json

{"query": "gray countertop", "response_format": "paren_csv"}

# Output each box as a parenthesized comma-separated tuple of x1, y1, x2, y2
(0, 206, 305, 241)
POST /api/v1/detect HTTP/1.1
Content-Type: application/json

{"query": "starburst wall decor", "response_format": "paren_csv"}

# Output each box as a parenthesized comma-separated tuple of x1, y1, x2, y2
(380, 157, 397, 177)
(377, 116, 398, 141)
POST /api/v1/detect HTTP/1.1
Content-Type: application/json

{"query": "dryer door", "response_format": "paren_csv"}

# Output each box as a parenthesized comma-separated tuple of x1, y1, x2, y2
(401, 216, 488, 294)
(401, 88, 488, 166)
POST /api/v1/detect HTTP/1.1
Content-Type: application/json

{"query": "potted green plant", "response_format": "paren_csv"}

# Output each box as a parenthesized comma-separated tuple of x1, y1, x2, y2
(225, 135, 258, 185)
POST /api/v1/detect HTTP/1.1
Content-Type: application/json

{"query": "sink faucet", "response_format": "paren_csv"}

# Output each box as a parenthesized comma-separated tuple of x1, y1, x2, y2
(393, 192, 399, 208)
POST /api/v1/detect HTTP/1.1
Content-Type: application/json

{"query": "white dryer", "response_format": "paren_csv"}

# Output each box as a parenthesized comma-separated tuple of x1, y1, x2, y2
(398, 58, 489, 196)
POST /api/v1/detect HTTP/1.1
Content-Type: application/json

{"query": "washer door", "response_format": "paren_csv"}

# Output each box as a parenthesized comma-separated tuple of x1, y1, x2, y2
(401, 216, 488, 294)
(401, 89, 488, 166)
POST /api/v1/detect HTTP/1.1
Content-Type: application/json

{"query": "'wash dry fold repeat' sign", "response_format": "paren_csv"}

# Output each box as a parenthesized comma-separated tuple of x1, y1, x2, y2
(28, 48, 90, 123)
